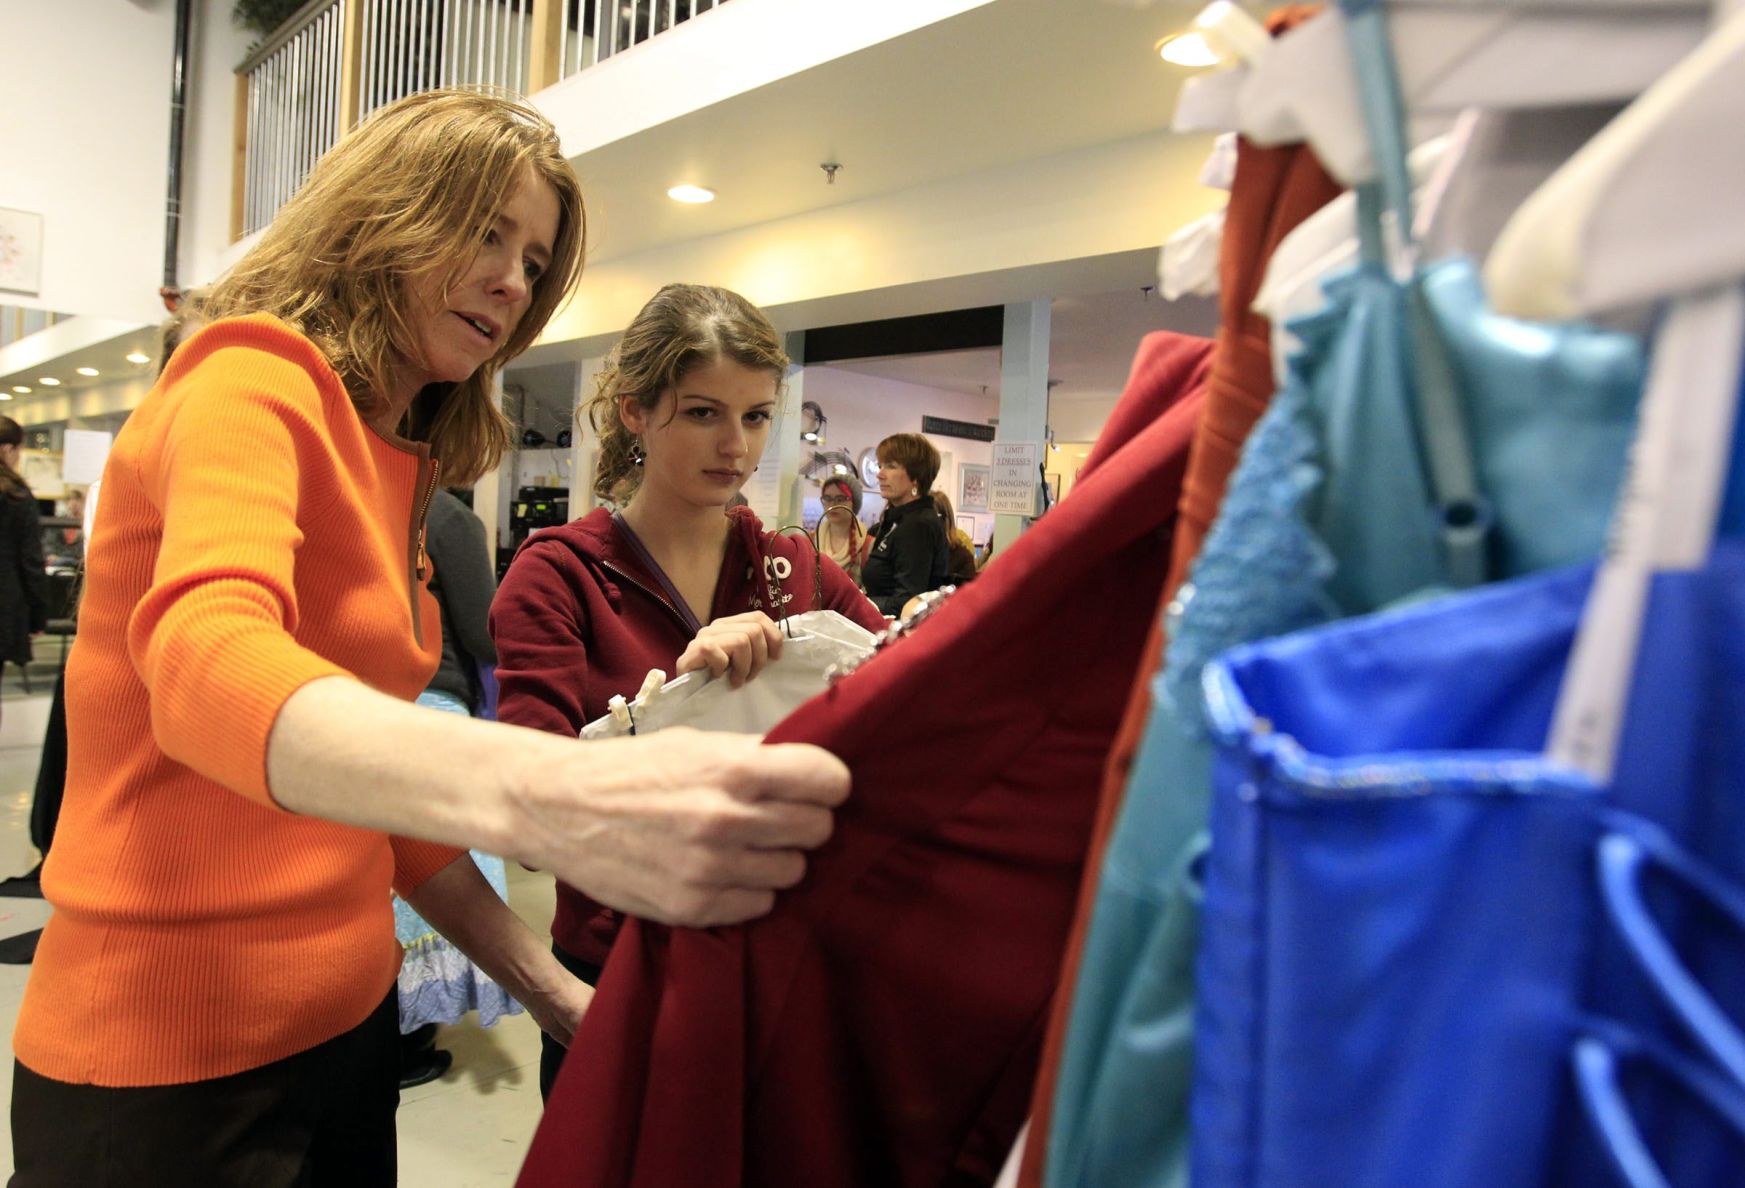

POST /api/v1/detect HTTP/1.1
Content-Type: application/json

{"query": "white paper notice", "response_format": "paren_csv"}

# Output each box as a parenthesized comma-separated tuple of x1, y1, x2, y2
(990, 442, 1041, 515)
(61, 429, 114, 486)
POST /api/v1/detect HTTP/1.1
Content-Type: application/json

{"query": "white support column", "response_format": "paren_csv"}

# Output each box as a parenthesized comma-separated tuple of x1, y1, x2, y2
(471, 372, 506, 560)
(776, 331, 806, 528)
(570, 354, 607, 517)
(993, 300, 1051, 555)
(741, 331, 805, 525)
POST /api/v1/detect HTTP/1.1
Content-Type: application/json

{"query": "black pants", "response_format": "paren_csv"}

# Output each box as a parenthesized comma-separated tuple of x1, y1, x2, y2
(538, 944, 603, 1102)
(11, 990, 400, 1187)
(29, 667, 67, 858)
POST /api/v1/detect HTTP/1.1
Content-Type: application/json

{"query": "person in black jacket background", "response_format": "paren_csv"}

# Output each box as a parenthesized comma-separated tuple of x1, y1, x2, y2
(862, 432, 949, 617)
(0, 416, 48, 700)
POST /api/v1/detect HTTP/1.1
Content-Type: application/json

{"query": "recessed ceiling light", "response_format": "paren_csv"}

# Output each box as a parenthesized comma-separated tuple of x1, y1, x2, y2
(667, 184, 716, 205)
(11, 386, 30, 395)
(1155, 32, 1221, 68)
(38, 377, 61, 387)
(0, 393, 11, 402)
(76, 366, 100, 377)
(126, 351, 151, 365)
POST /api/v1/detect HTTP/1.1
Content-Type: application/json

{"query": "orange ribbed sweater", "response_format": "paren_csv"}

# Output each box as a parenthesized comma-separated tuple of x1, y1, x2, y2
(14, 315, 464, 1087)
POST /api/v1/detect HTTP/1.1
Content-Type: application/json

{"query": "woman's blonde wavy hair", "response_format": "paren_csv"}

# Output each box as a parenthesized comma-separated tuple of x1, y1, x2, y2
(584, 284, 788, 503)
(201, 88, 586, 485)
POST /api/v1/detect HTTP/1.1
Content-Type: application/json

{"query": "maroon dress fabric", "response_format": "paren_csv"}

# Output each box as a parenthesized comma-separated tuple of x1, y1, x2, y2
(518, 332, 1214, 1188)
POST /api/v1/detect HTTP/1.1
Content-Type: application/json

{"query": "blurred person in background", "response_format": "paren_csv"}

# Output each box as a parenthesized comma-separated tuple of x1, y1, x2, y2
(930, 490, 980, 587)
(0, 415, 48, 712)
(813, 472, 867, 584)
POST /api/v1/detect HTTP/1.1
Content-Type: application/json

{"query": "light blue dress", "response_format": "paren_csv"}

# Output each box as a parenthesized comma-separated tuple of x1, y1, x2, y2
(1043, 254, 1644, 1187)
(390, 688, 523, 1033)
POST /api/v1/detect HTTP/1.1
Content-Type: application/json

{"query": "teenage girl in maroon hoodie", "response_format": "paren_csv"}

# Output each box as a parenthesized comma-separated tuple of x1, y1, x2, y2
(490, 284, 885, 1098)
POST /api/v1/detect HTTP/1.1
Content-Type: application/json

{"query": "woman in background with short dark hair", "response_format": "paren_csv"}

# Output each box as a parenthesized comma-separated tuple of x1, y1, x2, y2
(862, 432, 949, 616)
(0, 415, 48, 700)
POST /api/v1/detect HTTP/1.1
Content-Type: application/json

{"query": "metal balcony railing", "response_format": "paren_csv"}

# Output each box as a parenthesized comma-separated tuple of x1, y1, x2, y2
(555, 0, 724, 81)
(235, 0, 732, 240)
(239, 0, 346, 237)
(360, 0, 536, 118)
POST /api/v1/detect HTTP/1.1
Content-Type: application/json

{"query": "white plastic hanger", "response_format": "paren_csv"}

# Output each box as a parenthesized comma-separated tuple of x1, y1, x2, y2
(1172, 2, 1275, 135)
(1231, 1, 1708, 185)
(1484, 5, 1745, 319)
(1547, 285, 1745, 779)
(1158, 132, 1238, 300)
(1161, 207, 1227, 300)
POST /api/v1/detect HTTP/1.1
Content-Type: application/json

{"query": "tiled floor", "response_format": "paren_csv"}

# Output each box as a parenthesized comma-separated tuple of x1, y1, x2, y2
(0, 662, 560, 1183)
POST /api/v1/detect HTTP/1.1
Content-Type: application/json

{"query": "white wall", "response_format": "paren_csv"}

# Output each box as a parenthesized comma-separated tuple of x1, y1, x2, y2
(3, 0, 176, 322)
(2, 0, 252, 321)
(182, 2, 261, 290)
(802, 365, 999, 543)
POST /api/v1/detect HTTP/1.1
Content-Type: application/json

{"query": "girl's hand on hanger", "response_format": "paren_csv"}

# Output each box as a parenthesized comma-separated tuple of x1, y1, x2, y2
(677, 610, 785, 687)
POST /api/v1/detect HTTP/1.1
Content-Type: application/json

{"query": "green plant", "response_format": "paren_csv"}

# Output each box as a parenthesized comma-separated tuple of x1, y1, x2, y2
(234, 0, 312, 41)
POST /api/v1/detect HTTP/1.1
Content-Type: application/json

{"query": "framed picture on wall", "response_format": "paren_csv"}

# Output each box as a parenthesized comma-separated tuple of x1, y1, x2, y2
(956, 514, 977, 540)
(0, 208, 44, 295)
(960, 464, 990, 513)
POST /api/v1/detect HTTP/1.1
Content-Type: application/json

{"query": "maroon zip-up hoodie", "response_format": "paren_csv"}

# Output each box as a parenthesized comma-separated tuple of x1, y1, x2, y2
(489, 504, 886, 966)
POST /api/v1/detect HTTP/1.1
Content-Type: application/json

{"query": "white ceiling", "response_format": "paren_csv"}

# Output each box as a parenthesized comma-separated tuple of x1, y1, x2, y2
(0, 324, 162, 410)
(566, 0, 1206, 266)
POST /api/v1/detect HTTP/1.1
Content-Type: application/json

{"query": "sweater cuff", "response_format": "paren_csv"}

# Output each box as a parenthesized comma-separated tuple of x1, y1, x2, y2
(391, 839, 470, 897)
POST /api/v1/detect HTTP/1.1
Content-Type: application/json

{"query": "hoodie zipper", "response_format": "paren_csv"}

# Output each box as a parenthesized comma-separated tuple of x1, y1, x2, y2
(408, 454, 441, 645)
(597, 559, 700, 639)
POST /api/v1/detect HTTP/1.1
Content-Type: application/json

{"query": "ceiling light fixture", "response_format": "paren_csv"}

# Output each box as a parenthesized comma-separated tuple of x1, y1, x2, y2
(0, 393, 11, 402)
(1155, 31, 1222, 68)
(667, 184, 716, 204)
(76, 366, 100, 377)
(126, 351, 151, 365)
(11, 386, 30, 395)
(38, 377, 61, 387)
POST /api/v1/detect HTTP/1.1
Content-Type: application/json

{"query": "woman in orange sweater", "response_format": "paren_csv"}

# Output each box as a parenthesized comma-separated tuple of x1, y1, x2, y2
(10, 90, 848, 1186)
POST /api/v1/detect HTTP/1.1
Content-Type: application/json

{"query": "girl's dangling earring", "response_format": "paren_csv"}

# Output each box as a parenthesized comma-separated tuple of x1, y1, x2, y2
(629, 436, 646, 467)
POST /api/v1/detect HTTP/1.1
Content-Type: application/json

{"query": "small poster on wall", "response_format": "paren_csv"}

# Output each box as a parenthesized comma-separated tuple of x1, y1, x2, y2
(0, 208, 44, 296)
(989, 443, 1040, 514)
(19, 449, 63, 498)
(959, 463, 990, 513)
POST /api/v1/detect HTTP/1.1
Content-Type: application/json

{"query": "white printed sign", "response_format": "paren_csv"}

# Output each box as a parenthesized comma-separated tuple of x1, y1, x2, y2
(61, 429, 114, 486)
(989, 442, 1040, 515)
